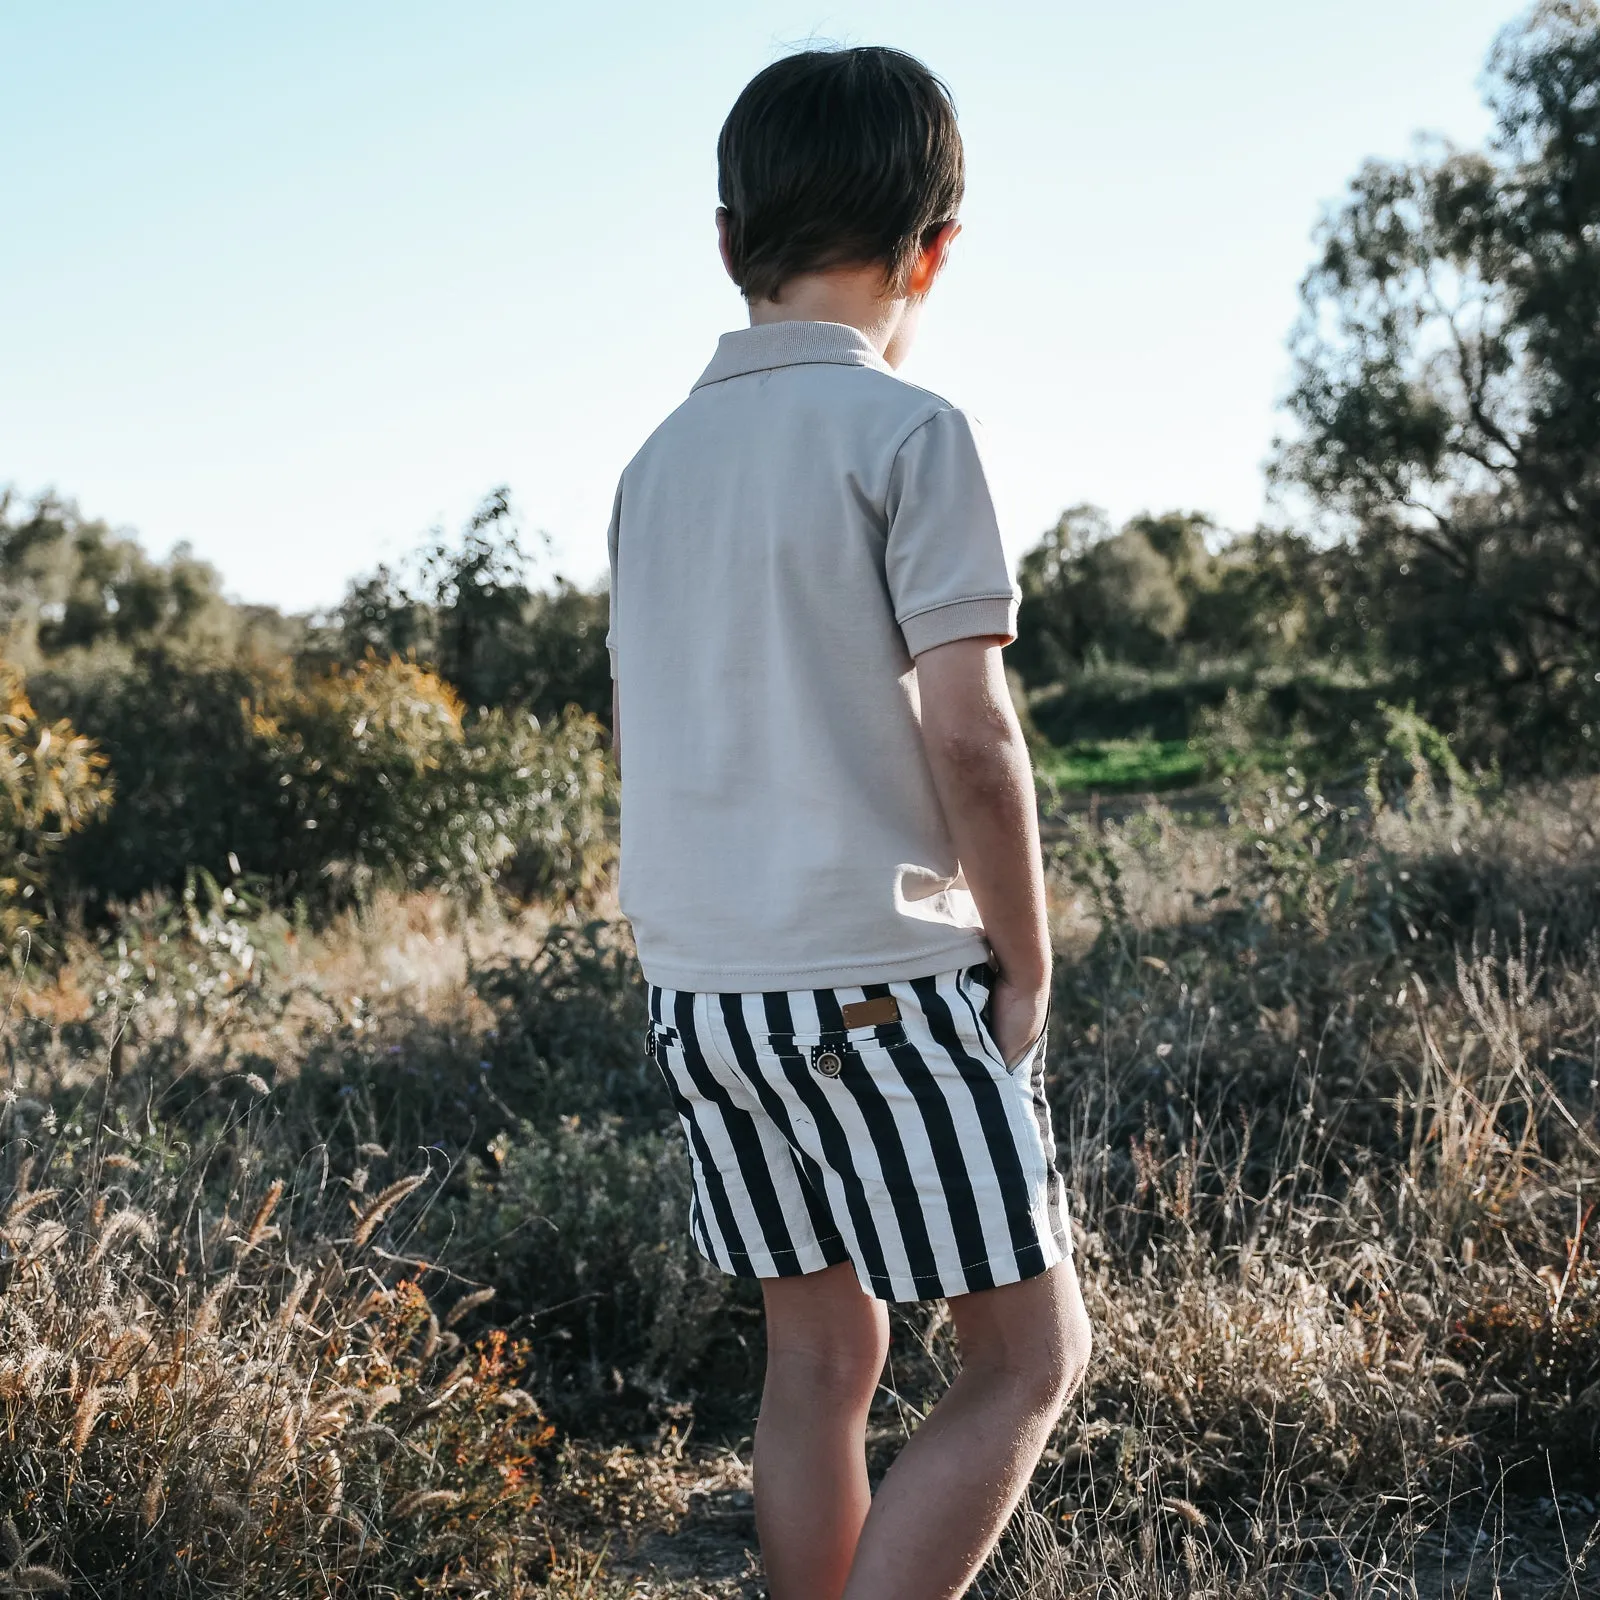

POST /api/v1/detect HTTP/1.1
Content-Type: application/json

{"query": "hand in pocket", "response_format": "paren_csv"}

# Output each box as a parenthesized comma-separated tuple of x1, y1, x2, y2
(989, 972, 1049, 1071)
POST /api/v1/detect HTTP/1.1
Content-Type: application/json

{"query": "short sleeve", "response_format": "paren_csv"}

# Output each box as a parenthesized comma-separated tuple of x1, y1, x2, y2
(884, 407, 1019, 657)
(604, 477, 624, 680)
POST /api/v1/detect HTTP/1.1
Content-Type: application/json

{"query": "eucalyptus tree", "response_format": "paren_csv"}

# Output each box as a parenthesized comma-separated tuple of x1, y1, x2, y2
(1278, 0, 1600, 767)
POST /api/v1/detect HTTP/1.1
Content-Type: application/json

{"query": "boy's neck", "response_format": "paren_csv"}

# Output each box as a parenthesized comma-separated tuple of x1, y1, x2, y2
(746, 264, 921, 369)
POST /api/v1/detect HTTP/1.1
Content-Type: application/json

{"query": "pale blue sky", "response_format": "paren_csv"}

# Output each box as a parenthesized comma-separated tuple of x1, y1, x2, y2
(1, 1, 1520, 611)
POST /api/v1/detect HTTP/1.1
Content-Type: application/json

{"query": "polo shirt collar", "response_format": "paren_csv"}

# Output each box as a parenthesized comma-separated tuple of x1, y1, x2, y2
(692, 320, 893, 391)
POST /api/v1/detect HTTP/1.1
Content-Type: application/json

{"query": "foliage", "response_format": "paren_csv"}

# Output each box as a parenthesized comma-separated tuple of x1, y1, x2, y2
(489, 710, 617, 905)
(1026, 661, 1388, 780)
(1035, 777, 1600, 1546)
(1012, 509, 1382, 688)
(0, 489, 297, 667)
(253, 657, 613, 906)
(1008, 5, 1600, 783)
(452, 1119, 742, 1400)
(37, 652, 614, 917)
(1276, 0, 1600, 772)
(330, 489, 611, 726)
(1186, 686, 1282, 779)
(1012, 511, 1409, 776)
(0, 662, 112, 946)
(0, 485, 616, 933)
(1013, 506, 1196, 679)
(34, 652, 285, 914)
(1033, 738, 1203, 798)
(1364, 697, 1479, 816)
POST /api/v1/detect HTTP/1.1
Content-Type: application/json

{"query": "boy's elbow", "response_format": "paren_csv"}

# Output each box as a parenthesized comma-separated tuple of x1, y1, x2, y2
(925, 712, 1020, 782)
(929, 725, 995, 777)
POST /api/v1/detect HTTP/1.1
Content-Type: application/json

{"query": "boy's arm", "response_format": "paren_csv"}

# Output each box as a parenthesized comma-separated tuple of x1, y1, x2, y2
(915, 637, 1050, 1064)
(611, 680, 621, 775)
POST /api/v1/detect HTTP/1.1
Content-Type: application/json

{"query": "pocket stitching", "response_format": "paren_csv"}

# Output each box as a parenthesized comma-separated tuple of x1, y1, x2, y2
(764, 1023, 907, 1050)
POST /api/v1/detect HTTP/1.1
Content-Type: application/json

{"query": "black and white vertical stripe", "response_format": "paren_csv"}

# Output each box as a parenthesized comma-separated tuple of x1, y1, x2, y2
(647, 966, 1072, 1303)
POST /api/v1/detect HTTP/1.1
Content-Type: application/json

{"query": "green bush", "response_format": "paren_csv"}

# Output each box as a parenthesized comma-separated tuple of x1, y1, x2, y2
(0, 660, 112, 946)
(37, 652, 614, 917)
(0, 491, 250, 664)
(1029, 661, 1388, 767)
(252, 657, 614, 906)
(33, 652, 281, 912)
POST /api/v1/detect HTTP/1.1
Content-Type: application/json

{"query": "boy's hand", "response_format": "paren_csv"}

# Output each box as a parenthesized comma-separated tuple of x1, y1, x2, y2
(989, 971, 1050, 1068)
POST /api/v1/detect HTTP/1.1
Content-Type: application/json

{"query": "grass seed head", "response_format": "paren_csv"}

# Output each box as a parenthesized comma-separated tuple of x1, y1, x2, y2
(239, 1179, 286, 1255)
(191, 1273, 236, 1336)
(69, 1384, 107, 1453)
(90, 1207, 156, 1264)
(444, 1286, 495, 1327)
(389, 1488, 462, 1520)
(351, 1175, 426, 1249)
(3, 1565, 71, 1593)
(4, 1189, 59, 1226)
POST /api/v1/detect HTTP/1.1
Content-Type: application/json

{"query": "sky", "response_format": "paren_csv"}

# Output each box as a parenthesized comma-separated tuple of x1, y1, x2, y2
(0, 1, 1523, 613)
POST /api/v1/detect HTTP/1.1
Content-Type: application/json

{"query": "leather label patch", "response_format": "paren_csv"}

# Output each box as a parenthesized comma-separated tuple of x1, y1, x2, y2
(841, 996, 901, 1029)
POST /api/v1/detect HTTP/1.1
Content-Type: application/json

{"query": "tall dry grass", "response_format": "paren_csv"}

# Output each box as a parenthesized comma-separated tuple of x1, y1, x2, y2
(0, 776, 1596, 1595)
(0, 1082, 563, 1595)
(950, 775, 1600, 1596)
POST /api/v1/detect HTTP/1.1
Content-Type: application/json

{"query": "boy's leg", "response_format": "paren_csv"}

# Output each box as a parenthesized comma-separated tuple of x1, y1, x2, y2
(756, 1262, 890, 1600)
(840, 1259, 1091, 1600)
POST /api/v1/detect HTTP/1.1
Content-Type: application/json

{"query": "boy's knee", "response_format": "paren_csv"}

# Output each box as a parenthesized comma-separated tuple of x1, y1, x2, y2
(1050, 1291, 1093, 1405)
(766, 1321, 888, 1402)
(762, 1263, 888, 1405)
(765, 1344, 886, 1416)
(1014, 1310, 1089, 1414)
(958, 1266, 1092, 1413)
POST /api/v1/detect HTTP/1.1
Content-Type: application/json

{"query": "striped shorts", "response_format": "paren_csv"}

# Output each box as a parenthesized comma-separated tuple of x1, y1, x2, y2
(646, 964, 1071, 1303)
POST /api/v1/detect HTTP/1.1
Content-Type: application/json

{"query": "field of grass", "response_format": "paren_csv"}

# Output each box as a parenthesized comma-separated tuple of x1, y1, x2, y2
(1035, 737, 1206, 794)
(2, 772, 1599, 1596)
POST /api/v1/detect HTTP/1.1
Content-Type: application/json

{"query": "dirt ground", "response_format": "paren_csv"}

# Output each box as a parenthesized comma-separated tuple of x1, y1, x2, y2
(582, 1447, 1599, 1600)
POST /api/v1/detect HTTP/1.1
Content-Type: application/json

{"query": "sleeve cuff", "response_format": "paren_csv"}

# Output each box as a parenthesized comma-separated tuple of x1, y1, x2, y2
(900, 594, 1018, 656)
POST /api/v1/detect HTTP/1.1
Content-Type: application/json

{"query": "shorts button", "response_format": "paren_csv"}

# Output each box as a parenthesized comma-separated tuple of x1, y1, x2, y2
(815, 1049, 843, 1077)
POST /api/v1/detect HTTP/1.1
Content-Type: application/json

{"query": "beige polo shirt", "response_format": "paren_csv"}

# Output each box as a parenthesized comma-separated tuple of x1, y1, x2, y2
(607, 320, 1018, 994)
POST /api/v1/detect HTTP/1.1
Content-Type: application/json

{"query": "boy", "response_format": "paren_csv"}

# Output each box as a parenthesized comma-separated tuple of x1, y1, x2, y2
(606, 46, 1091, 1600)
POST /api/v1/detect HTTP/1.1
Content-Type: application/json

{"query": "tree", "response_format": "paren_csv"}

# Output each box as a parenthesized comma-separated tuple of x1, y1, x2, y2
(1013, 505, 1189, 679)
(1276, 0, 1600, 769)
(332, 490, 611, 725)
(0, 491, 229, 659)
(0, 489, 300, 665)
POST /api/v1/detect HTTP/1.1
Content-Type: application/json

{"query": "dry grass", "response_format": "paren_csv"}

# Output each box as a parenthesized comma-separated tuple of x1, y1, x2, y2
(1, 778, 1598, 1595)
(0, 1093, 568, 1595)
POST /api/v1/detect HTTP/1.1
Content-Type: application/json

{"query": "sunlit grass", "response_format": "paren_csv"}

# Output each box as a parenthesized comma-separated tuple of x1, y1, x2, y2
(5, 777, 1600, 1594)
(1034, 737, 1205, 793)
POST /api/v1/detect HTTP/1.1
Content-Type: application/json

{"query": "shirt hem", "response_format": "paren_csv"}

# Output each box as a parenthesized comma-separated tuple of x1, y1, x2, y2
(638, 930, 992, 996)
(901, 595, 1019, 656)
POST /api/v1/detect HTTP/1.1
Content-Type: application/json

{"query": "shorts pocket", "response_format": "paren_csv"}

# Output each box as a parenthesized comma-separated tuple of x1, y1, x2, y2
(764, 1026, 908, 1083)
(764, 1022, 908, 1053)
(1003, 1020, 1050, 1074)
(644, 1020, 681, 1069)
(959, 964, 1049, 1078)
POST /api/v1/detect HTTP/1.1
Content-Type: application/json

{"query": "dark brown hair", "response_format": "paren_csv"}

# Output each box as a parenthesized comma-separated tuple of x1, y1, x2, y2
(716, 47, 965, 304)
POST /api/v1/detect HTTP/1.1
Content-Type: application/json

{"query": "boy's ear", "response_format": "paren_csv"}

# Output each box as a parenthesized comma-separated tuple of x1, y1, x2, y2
(907, 219, 961, 298)
(715, 207, 739, 285)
